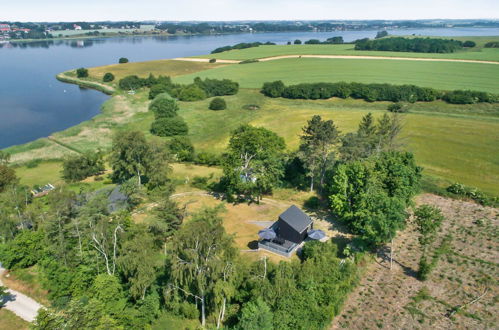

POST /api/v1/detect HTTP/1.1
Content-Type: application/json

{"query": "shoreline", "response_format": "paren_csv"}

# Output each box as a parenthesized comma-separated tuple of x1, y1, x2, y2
(55, 72, 116, 95)
(6, 26, 499, 45)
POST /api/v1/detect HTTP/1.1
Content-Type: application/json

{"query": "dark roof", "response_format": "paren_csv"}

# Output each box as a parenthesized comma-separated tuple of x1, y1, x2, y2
(278, 205, 312, 233)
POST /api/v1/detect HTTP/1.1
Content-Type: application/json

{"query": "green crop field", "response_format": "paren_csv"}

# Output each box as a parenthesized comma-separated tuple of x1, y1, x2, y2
(175, 57, 499, 93)
(88, 59, 226, 82)
(198, 36, 499, 62)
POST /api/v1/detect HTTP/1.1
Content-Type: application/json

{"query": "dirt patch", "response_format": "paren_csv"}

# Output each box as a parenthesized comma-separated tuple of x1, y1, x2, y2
(331, 193, 499, 329)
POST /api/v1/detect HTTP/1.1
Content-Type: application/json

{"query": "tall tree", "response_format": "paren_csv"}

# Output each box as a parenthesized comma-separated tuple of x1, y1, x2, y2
(110, 131, 151, 185)
(147, 198, 184, 254)
(118, 227, 162, 300)
(222, 125, 286, 202)
(0, 151, 17, 193)
(167, 207, 237, 327)
(298, 115, 340, 191)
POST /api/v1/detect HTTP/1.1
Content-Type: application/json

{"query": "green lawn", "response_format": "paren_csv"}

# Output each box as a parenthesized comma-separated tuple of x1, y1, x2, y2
(14, 160, 64, 187)
(198, 36, 499, 62)
(175, 58, 499, 94)
(0, 309, 29, 330)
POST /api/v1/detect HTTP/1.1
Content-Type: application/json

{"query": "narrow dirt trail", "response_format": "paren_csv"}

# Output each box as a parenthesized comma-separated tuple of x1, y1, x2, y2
(174, 55, 499, 65)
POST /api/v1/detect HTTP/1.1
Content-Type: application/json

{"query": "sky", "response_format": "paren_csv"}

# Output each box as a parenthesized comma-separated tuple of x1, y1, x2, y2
(1, 0, 499, 22)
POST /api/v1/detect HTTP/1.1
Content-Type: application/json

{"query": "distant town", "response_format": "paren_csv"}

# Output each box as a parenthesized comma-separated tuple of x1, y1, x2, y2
(1, 19, 499, 41)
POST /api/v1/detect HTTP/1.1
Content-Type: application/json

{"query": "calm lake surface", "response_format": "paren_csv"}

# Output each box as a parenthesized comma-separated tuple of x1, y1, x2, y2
(1, 27, 498, 148)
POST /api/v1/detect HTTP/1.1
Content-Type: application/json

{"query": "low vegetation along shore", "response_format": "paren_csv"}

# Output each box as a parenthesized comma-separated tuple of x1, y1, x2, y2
(1, 35, 498, 329)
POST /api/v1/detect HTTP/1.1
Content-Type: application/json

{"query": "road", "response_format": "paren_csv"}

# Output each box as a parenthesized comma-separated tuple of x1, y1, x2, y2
(0, 266, 42, 323)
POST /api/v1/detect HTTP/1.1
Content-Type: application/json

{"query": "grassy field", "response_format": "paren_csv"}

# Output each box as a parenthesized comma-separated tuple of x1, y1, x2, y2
(176, 90, 499, 195)
(87, 59, 226, 82)
(0, 309, 29, 330)
(198, 36, 499, 62)
(176, 57, 499, 93)
(333, 194, 499, 329)
(14, 160, 64, 187)
(9, 87, 499, 195)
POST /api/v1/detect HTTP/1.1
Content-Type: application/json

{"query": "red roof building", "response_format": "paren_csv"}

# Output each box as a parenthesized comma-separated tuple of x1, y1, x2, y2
(0, 24, 11, 32)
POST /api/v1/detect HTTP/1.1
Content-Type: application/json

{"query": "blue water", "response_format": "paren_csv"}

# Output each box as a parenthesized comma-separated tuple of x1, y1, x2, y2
(1, 27, 498, 148)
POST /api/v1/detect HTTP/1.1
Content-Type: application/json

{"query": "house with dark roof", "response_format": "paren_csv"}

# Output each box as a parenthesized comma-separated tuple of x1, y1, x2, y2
(275, 205, 313, 244)
(258, 205, 314, 257)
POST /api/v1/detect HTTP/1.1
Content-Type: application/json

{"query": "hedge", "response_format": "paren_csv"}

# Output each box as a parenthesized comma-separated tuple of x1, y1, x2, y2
(261, 81, 498, 104)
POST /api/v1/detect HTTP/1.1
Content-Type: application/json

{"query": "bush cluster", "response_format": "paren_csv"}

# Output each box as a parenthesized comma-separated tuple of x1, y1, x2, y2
(484, 41, 499, 48)
(209, 97, 227, 110)
(119, 74, 172, 92)
(239, 59, 259, 64)
(304, 36, 344, 44)
(262, 80, 440, 102)
(446, 183, 498, 206)
(119, 57, 129, 64)
(193, 77, 239, 97)
(62, 152, 105, 182)
(462, 40, 476, 47)
(76, 68, 88, 78)
(354, 37, 463, 53)
(211, 41, 275, 54)
(119, 74, 239, 102)
(150, 117, 188, 137)
(102, 72, 115, 82)
(168, 136, 195, 161)
(261, 80, 499, 104)
(442, 90, 497, 104)
(149, 93, 178, 118)
(387, 102, 410, 113)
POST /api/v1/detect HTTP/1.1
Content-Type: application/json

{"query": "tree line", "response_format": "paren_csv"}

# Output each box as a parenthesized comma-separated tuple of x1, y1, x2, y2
(261, 80, 499, 104)
(354, 37, 467, 53)
(211, 41, 276, 54)
(118, 74, 239, 102)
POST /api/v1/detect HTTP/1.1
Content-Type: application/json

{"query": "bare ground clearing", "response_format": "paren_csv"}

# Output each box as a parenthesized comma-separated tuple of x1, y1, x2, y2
(332, 194, 499, 329)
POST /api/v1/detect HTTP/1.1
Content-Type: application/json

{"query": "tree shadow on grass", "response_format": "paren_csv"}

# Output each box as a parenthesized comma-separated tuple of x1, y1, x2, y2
(376, 244, 418, 278)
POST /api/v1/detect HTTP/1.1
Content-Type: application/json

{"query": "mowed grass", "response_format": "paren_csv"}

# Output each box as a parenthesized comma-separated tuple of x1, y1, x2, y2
(88, 59, 226, 82)
(0, 309, 29, 330)
(171, 90, 499, 195)
(175, 58, 499, 94)
(198, 36, 499, 62)
(14, 160, 63, 187)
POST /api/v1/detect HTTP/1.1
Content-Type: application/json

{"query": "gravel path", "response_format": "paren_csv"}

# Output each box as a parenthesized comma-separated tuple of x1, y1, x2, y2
(0, 266, 42, 323)
(174, 55, 499, 65)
